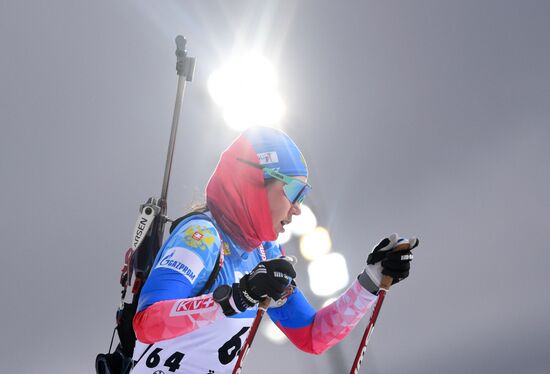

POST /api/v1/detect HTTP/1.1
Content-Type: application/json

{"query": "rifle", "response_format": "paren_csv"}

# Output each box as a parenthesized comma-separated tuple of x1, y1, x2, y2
(95, 36, 195, 374)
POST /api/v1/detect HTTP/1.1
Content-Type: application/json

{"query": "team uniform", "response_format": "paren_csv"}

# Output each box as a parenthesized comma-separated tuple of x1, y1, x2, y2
(131, 213, 379, 374)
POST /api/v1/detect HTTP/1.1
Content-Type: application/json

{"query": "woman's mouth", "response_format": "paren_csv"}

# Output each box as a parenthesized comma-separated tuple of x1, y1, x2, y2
(280, 219, 291, 232)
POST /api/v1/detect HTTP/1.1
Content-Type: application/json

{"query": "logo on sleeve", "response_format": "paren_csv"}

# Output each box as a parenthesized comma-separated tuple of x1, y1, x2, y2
(156, 248, 204, 283)
(183, 225, 216, 250)
(170, 296, 216, 316)
(223, 242, 231, 256)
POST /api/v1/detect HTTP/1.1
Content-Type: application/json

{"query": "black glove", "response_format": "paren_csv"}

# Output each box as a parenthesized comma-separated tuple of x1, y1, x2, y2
(358, 234, 418, 293)
(214, 257, 296, 316)
(239, 257, 296, 305)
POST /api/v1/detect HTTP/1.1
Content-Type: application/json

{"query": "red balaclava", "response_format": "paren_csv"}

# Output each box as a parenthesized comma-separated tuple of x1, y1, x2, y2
(206, 126, 308, 251)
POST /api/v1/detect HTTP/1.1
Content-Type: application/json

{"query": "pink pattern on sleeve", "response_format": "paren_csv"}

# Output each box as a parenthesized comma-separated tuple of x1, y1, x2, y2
(133, 293, 225, 344)
(279, 279, 378, 354)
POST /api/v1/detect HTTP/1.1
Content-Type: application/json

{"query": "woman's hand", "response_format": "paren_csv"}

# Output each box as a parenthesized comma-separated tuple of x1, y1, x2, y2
(358, 234, 418, 294)
(214, 257, 297, 316)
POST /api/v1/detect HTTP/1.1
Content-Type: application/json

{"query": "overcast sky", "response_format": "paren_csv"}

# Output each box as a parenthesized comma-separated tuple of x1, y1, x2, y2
(1, 1, 549, 373)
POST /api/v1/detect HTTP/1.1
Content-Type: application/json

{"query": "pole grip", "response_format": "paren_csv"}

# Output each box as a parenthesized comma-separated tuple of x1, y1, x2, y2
(379, 242, 412, 290)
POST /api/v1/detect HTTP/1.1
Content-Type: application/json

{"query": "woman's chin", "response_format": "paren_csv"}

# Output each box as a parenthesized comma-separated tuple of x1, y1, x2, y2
(273, 222, 285, 234)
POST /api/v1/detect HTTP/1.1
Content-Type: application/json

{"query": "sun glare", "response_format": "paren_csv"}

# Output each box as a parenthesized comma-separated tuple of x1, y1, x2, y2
(208, 54, 285, 131)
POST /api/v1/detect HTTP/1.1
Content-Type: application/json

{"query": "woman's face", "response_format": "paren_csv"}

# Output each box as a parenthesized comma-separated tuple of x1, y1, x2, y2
(265, 176, 306, 235)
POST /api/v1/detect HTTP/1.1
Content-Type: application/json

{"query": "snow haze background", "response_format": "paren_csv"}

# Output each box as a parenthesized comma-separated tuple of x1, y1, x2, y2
(1, 1, 549, 373)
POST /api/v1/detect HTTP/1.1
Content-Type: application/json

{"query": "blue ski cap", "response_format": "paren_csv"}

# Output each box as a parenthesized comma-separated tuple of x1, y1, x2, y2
(244, 126, 308, 178)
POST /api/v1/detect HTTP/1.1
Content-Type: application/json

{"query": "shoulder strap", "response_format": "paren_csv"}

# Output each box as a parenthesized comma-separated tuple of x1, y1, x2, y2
(169, 211, 225, 296)
(169, 211, 203, 234)
(197, 249, 222, 295)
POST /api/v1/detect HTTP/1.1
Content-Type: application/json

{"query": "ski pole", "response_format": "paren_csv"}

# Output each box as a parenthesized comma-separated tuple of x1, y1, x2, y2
(349, 241, 413, 374)
(232, 297, 271, 374)
(232, 255, 298, 373)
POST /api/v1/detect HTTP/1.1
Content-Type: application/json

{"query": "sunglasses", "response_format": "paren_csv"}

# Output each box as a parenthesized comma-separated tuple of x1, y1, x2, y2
(237, 158, 312, 205)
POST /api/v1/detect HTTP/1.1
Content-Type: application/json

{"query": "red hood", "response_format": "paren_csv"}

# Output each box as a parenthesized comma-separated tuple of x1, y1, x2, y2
(205, 134, 276, 251)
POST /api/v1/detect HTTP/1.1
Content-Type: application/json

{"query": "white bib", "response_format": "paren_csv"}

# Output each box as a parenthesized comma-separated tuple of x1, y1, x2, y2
(131, 314, 254, 374)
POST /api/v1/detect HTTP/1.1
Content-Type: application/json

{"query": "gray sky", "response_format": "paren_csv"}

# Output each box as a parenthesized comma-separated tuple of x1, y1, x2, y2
(1, 1, 549, 373)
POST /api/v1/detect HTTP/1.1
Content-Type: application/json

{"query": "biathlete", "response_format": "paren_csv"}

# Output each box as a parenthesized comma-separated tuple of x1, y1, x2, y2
(130, 126, 416, 373)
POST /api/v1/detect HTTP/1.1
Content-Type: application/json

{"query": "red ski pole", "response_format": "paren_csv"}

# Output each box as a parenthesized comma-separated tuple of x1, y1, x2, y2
(232, 255, 297, 373)
(349, 241, 413, 374)
(232, 298, 271, 374)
